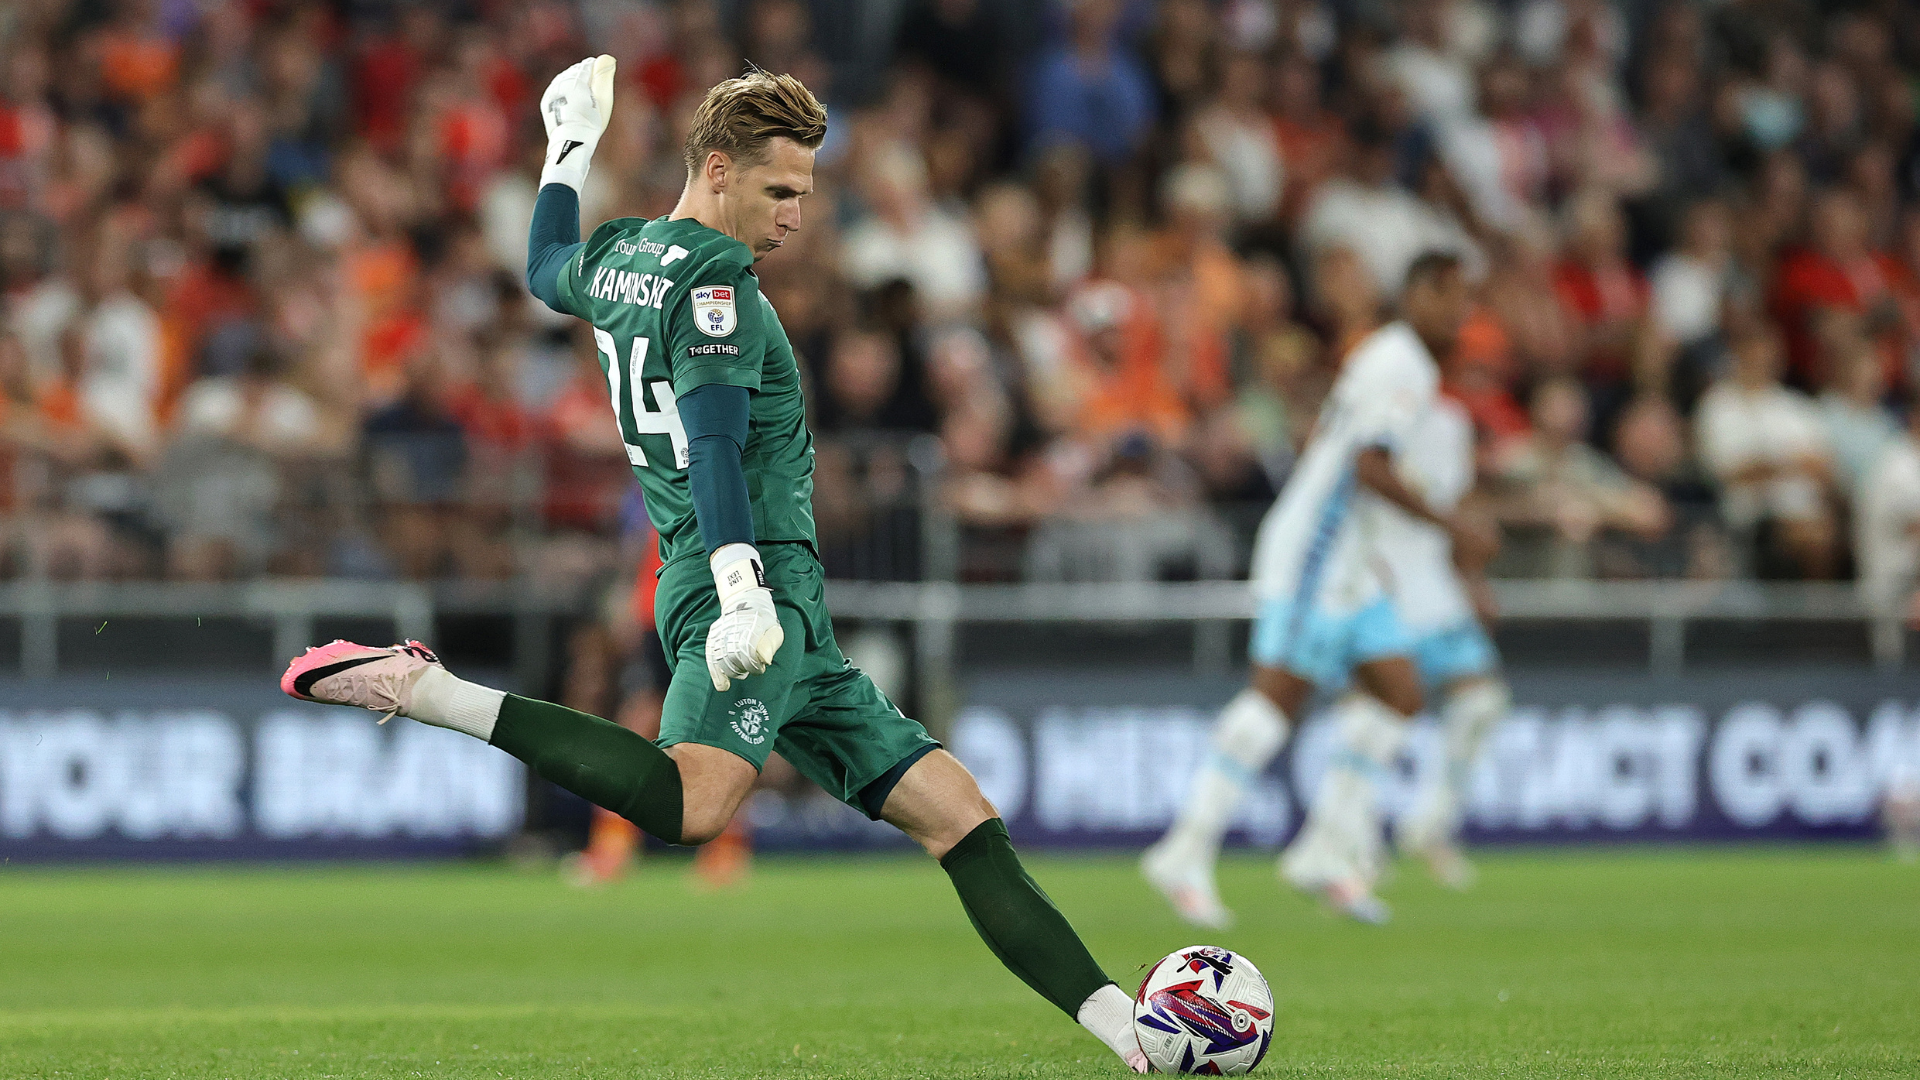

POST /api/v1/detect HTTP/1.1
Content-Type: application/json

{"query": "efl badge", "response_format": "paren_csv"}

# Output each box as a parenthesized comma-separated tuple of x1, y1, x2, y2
(691, 285, 737, 337)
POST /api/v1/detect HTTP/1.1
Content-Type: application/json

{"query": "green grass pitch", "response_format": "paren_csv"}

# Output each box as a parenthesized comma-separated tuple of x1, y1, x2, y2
(1, 848, 1915, 1078)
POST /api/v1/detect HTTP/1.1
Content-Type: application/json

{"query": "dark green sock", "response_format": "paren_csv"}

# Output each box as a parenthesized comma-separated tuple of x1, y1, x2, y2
(488, 694, 683, 843)
(939, 818, 1112, 1016)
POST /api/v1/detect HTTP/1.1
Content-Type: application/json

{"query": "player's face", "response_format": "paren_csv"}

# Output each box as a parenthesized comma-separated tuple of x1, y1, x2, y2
(727, 137, 815, 261)
(1406, 267, 1470, 354)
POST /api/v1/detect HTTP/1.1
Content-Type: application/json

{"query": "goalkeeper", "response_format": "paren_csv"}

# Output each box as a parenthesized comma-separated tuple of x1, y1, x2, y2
(281, 58, 1148, 1072)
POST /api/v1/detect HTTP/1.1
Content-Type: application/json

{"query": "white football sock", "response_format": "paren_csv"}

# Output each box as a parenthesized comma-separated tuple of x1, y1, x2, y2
(1155, 688, 1290, 869)
(1402, 678, 1508, 852)
(1077, 983, 1140, 1065)
(1283, 695, 1408, 884)
(404, 667, 506, 742)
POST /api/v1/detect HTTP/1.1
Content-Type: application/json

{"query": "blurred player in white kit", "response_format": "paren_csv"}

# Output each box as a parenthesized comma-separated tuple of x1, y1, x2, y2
(1142, 251, 1476, 927)
(1332, 392, 1509, 893)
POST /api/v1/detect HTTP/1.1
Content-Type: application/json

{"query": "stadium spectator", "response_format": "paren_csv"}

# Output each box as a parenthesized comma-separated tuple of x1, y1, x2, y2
(893, 0, 1007, 101)
(1770, 187, 1902, 389)
(1650, 198, 1733, 351)
(840, 144, 985, 324)
(1054, 276, 1188, 452)
(1638, 47, 1723, 224)
(363, 352, 471, 579)
(1554, 189, 1648, 411)
(1300, 120, 1477, 297)
(1696, 326, 1840, 579)
(1189, 50, 1282, 226)
(1857, 400, 1920, 615)
(1489, 377, 1669, 578)
(1027, 0, 1157, 166)
(1228, 254, 1320, 478)
(1482, 220, 1577, 381)
(1266, 52, 1344, 226)
(1817, 340, 1900, 494)
(1437, 52, 1547, 232)
(1608, 394, 1733, 579)
(156, 342, 328, 579)
(1156, 162, 1243, 409)
(1310, 244, 1383, 361)
(1031, 144, 1097, 292)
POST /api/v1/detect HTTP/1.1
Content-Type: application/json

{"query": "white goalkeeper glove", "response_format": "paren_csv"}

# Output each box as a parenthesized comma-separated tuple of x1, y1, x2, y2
(539, 54, 617, 193)
(705, 543, 785, 692)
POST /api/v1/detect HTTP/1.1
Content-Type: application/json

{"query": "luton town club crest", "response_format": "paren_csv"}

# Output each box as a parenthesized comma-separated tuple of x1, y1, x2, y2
(730, 698, 769, 745)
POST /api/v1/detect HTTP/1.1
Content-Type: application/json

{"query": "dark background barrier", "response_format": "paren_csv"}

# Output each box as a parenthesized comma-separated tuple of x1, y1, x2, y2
(5, 666, 1917, 858)
(952, 667, 1920, 849)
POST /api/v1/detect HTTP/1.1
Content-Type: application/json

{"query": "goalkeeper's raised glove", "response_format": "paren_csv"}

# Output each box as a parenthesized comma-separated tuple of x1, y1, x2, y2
(539, 54, 616, 193)
(705, 543, 785, 692)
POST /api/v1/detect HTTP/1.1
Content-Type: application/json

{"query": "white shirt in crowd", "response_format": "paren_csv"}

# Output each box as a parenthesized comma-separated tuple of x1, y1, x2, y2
(176, 376, 323, 452)
(80, 292, 161, 455)
(1695, 380, 1832, 528)
(1301, 180, 1482, 296)
(1249, 321, 1439, 613)
(1383, 40, 1477, 127)
(1857, 432, 1920, 611)
(1438, 115, 1549, 231)
(6, 276, 80, 384)
(840, 207, 986, 322)
(1817, 391, 1899, 493)
(1648, 252, 1726, 347)
(1194, 109, 1283, 222)
(1363, 396, 1476, 633)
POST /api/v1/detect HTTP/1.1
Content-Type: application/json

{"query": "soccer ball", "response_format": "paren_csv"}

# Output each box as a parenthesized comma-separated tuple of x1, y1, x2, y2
(1131, 945, 1274, 1075)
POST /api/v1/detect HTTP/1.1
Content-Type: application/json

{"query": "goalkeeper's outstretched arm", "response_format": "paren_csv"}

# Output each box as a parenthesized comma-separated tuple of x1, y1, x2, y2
(526, 182, 582, 314)
(526, 55, 615, 315)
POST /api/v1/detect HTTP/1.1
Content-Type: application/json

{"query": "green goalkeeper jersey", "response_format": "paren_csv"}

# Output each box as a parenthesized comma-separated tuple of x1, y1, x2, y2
(553, 215, 815, 566)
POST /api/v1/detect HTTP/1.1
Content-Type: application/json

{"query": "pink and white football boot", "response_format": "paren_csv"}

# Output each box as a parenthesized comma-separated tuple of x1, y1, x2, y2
(280, 640, 443, 722)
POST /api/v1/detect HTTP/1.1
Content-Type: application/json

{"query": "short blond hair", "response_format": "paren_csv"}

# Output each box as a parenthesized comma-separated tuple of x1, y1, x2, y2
(682, 70, 828, 172)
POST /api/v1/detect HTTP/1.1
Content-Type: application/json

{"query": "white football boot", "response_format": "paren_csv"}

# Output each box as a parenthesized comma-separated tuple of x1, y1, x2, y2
(1140, 840, 1235, 930)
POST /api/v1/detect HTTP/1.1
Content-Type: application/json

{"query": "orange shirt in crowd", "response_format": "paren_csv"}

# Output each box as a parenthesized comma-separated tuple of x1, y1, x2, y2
(1067, 291, 1191, 449)
(1175, 240, 1246, 410)
(344, 241, 425, 401)
(628, 529, 664, 628)
(360, 311, 427, 403)
(98, 30, 180, 102)
(1446, 306, 1531, 457)
(36, 378, 83, 434)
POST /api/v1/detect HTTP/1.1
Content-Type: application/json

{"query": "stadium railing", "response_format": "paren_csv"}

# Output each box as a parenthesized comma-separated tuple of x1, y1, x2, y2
(0, 578, 1904, 708)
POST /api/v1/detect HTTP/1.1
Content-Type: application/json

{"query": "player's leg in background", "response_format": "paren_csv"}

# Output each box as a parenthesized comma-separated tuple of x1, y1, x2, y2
(1279, 652, 1421, 924)
(1141, 663, 1307, 929)
(1399, 673, 1509, 888)
(880, 749, 1148, 1074)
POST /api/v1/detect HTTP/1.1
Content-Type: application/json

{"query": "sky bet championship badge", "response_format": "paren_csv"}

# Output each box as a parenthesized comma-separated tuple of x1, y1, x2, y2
(692, 285, 737, 336)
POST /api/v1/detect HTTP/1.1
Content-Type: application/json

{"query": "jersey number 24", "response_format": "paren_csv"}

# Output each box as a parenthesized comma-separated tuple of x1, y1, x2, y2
(594, 327, 689, 469)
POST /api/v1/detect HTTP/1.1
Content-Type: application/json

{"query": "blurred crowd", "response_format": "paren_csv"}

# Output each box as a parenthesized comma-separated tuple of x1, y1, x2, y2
(8, 0, 1920, 602)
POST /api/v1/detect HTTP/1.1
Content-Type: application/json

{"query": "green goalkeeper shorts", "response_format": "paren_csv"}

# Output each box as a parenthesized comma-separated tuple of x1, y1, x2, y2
(653, 542, 939, 817)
